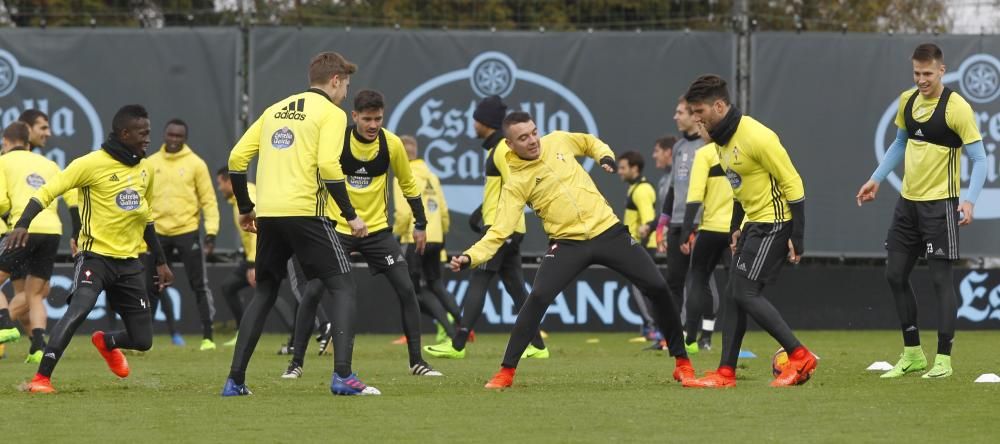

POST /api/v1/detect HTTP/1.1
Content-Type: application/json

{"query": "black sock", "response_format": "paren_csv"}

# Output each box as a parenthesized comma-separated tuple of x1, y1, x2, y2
(452, 328, 470, 351)
(937, 332, 953, 356)
(30, 329, 46, 353)
(902, 325, 920, 347)
(203, 322, 214, 341)
(38, 347, 62, 378)
(228, 370, 246, 385)
(0, 308, 13, 328)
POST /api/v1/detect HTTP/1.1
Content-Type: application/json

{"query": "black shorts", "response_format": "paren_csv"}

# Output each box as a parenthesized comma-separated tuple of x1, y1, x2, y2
(732, 222, 792, 284)
(70, 253, 149, 316)
(403, 242, 444, 282)
(885, 197, 960, 260)
(479, 232, 524, 273)
(337, 230, 405, 275)
(0, 233, 60, 280)
(255, 217, 351, 282)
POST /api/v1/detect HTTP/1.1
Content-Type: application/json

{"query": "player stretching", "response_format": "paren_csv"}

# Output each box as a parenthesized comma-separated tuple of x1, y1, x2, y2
(223, 52, 378, 396)
(8, 105, 174, 394)
(450, 112, 695, 389)
(282, 90, 440, 378)
(147, 119, 220, 350)
(680, 75, 816, 388)
(394, 135, 461, 344)
(426, 96, 547, 360)
(857, 43, 986, 379)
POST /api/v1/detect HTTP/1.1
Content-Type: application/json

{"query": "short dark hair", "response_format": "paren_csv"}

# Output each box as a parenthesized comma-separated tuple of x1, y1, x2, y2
(502, 111, 533, 136)
(216, 166, 230, 178)
(618, 151, 644, 172)
(2, 121, 30, 146)
(912, 43, 943, 63)
(309, 52, 358, 85)
(164, 118, 189, 135)
(655, 136, 677, 151)
(18, 109, 48, 127)
(353, 90, 385, 113)
(111, 104, 149, 135)
(684, 74, 730, 105)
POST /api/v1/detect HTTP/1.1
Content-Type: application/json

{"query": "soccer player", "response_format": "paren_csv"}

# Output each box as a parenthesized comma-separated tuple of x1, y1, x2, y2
(394, 135, 460, 344)
(857, 43, 986, 379)
(224, 52, 379, 396)
(659, 99, 705, 323)
(7, 104, 174, 394)
(680, 75, 816, 388)
(147, 119, 220, 350)
(679, 128, 731, 355)
(282, 89, 440, 378)
(425, 96, 547, 360)
(0, 121, 67, 362)
(615, 151, 662, 341)
(449, 111, 695, 389)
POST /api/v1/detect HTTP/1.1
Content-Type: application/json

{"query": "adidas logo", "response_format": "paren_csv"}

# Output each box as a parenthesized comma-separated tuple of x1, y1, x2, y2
(274, 98, 307, 121)
(915, 128, 924, 137)
(737, 261, 747, 272)
(355, 167, 368, 175)
(935, 248, 944, 255)
(110, 173, 119, 182)
(535, 177, 542, 184)
(44, 352, 56, 359)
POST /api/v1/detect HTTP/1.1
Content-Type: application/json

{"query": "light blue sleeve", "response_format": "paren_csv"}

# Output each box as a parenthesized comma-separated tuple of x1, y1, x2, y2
(870, 128, 907, 183)
(963, 140, 987, 204)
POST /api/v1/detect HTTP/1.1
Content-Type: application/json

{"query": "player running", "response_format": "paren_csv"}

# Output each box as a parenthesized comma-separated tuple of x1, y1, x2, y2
(223, 52, 378, 396)
(857, 43, 986, 379)
(281, 89, 440, 378)
(680, 75, 816, 388)
(449, 111, 695, 389)
(8, 105, 175, 394)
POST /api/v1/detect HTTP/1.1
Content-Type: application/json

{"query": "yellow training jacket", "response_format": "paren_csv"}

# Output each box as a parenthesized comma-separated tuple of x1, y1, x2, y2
(148, 144, 219, 237)
(688, 144, 734, 233)
(227, 183, 258, 262)
(464, 131, 618, 266)
(483, 139, 527, 233)
(0, 149, 63, 235)
(32, 149, 154, 259)
(229, 89, 349, 218)
(623, 177, 657, 249)
(394, 159, 449, 243)
(326, 128, 420, 235)
(716, 116, 804, 224)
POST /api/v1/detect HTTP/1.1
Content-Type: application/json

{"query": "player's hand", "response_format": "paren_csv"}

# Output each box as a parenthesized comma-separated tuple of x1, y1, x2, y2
(787, 239, 801, 264)
(413, 229, 427, 254)
(680, 232, 696, 255)
(348, 217, 369, 238)
(657, 239, 667, 254)
(856, 180, 879, 206)
(599, 156, 616, 173)
(449, 255, 470, 272)
(70, 238, 79, 257)
(156, 264, 175, 292)
(239, 211, 257, 233)
(958, 201, 974, 226)
(638, 225, 651, 239)
(730, 229, 741, 254)
(4, 228, 29, 251)
(246, 267, 257, 288)
(204, 235, 216, 256)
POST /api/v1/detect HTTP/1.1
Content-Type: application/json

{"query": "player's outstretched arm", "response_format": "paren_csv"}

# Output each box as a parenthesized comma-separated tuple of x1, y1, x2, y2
(462, 183, 528, 269)
(858, 128, 907, 206)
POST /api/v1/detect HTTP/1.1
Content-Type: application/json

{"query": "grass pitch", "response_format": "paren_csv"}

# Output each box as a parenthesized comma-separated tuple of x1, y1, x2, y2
(1, 330, 998, 443)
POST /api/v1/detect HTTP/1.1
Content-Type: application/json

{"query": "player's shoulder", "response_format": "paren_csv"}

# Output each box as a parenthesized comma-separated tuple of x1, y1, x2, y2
(381, 128, 403, 146)
(946, 88, 975, 113)
(898, 87, 919, 102)
(541, 130, 571, 142)
(694, 143, 716, 160)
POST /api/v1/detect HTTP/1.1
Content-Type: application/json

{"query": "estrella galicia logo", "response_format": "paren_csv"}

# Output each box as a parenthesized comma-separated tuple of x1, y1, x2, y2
(875, 53, 1000, 218)
(725, 168, 742, 189)
(0, 49, 102, 169)
(25, 173, 46, 189)
(115, 188, 141, 211)
(271, 127, 294, 149)
(347, 175, 372, 189)
(387, 51, 599, 215)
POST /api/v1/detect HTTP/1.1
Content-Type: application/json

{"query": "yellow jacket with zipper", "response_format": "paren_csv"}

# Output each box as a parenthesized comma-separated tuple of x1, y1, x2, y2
(464, 131, 617, 266)
(147, 144, 220, 237)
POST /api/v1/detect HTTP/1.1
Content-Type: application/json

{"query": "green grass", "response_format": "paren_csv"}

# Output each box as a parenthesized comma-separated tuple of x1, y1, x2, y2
(1, 330, 999, 443)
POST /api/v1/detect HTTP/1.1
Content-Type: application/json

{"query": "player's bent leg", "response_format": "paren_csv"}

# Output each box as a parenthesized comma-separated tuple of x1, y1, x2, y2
(924, 259, 956, 379)
(227, 278, 281, 388)
(33, 284, 103, 391)
(25, 276, 50, 357)
(882, 250, 928, 378)
(384, 264, 429, 368)
(498, 262, 547, 351)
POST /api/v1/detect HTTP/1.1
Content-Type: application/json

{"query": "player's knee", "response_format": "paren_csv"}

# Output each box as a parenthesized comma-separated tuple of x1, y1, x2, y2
(884, 266, 906, 287)
(134, 335, 153, 351)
